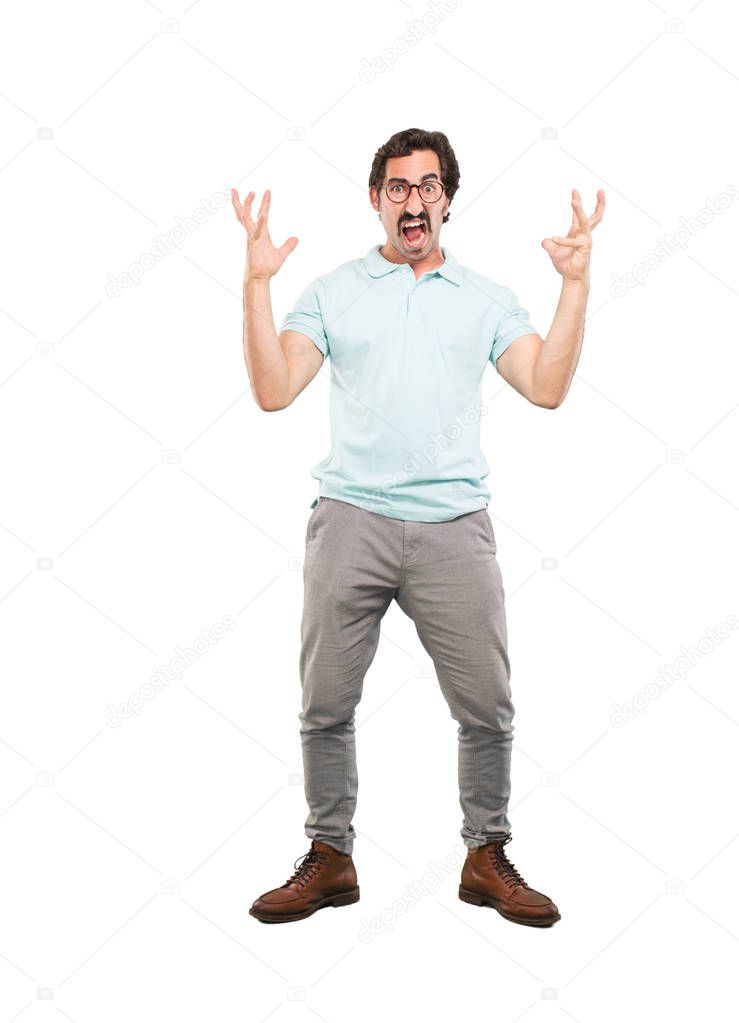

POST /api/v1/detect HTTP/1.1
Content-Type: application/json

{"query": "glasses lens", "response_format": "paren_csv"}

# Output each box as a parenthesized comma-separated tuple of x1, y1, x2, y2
(420, 181, 442, 201)
(386, 182, 410, 201)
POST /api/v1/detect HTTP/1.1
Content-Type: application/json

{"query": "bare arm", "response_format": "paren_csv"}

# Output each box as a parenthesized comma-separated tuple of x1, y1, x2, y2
(242, 277, 322, 411)
(232, 188, 322, 411)
(496, 188, 606, 409)
(496, 278, 589, 409)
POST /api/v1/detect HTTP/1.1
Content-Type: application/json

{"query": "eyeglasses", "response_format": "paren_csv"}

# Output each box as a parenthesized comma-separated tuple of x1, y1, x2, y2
(384, 178, 445, 203)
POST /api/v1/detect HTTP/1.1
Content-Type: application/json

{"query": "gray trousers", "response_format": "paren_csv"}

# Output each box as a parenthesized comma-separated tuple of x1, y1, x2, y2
(299, 496, 514, 856)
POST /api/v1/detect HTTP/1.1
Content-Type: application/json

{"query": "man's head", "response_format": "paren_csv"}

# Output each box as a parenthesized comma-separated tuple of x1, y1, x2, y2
(368, 128, 460, 264)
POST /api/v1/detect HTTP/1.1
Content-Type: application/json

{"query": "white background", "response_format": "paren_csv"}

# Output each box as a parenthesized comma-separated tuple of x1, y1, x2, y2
(1, 0, 738, 1018)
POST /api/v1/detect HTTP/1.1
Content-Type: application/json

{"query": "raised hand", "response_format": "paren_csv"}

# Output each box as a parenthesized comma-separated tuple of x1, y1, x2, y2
(231, 188, 299, 281)
(541, 189, 606, 283)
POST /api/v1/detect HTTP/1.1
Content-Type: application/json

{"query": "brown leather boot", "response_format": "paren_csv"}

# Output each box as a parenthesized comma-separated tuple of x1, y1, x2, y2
(249, 840, 360, 923)
(459, 835, 561, 927)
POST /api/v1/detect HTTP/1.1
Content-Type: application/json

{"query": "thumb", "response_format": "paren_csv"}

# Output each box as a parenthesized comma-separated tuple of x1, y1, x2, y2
(541, 238, 557, 256)
(279, 236, 299, 260)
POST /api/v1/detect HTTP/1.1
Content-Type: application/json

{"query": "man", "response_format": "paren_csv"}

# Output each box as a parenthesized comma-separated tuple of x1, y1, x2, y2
(232, 128, 605, 927)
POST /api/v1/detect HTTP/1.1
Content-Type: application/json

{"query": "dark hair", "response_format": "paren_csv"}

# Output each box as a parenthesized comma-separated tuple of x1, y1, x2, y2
(368, 128, 460, 224)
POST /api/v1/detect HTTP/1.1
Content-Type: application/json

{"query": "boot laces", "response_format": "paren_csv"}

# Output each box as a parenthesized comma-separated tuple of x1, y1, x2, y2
(488, 835, 527, 888)
(284, 845, 329, 889)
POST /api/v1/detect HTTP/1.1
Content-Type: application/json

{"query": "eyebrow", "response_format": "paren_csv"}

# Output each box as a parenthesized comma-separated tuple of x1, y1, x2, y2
(386, 172, 441, 183)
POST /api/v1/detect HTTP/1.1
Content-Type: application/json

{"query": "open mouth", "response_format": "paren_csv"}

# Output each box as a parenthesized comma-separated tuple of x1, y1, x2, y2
(401, 220, 427, 248)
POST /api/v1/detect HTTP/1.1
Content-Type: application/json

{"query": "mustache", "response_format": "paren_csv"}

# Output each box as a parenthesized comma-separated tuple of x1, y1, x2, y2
(399, 215, 428, 227)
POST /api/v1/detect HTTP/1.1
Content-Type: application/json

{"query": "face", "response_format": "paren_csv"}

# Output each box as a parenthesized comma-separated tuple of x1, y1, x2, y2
(370, 149, 450, 262)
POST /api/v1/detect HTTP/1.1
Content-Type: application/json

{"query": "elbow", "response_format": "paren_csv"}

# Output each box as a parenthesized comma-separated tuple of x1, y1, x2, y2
(251, 383, 291, 412)
(256, 395, 289, 412)
(534, 391, 565, 410)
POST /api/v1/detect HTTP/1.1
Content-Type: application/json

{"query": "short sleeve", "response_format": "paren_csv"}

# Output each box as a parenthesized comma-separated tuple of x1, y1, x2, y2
(490, 287, 537, 367)
(279, 277, 329, 361)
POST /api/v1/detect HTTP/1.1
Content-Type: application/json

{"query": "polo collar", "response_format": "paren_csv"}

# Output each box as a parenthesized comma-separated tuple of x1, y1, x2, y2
(363, 244, 463, 286)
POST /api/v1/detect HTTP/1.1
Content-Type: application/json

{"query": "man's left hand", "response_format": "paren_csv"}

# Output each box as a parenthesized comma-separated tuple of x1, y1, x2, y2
(541, 189, 606, 282)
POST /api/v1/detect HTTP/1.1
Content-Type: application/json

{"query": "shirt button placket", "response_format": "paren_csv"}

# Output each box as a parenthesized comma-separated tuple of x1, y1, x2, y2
(406, 266, 412, 316)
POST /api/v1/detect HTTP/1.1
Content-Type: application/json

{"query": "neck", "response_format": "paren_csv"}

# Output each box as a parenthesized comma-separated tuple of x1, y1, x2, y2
(379, 241, 445, 280)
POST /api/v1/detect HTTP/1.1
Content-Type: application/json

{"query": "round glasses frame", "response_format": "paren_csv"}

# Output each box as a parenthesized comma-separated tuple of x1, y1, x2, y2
(384, 179, 446, 203)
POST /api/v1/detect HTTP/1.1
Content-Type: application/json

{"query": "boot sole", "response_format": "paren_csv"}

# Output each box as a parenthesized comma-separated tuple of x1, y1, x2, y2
(459, 885, 561, 927)
(249, 886, 360, 924)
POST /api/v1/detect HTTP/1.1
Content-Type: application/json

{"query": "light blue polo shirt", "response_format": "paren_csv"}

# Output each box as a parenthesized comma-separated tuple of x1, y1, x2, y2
(280, 244, 537, 522)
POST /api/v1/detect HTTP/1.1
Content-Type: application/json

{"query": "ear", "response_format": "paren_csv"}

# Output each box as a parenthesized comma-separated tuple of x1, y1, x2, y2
(369, 186, 380, 213)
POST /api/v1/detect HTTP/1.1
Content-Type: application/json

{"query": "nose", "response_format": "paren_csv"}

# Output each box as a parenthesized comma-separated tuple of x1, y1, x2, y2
(403, 200, 425, 219)
(402, 183, 428, 217)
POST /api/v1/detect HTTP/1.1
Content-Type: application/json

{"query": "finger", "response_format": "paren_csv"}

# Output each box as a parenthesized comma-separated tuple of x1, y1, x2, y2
(571, 190, 590, 233)
(572, 191, 590, 233)
(550, 234, 591, 248)
(257, 188, 271, 225)
(242, 191, 257, 232)
(231, 188, 243, 220)
(248, 192, 262, 235)
(564, 190, 582, 234)
(588, 189, 606, 229)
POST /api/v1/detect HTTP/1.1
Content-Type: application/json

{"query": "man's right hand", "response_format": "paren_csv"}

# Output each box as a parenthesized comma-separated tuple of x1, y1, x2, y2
(231, 188, 299, 281)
